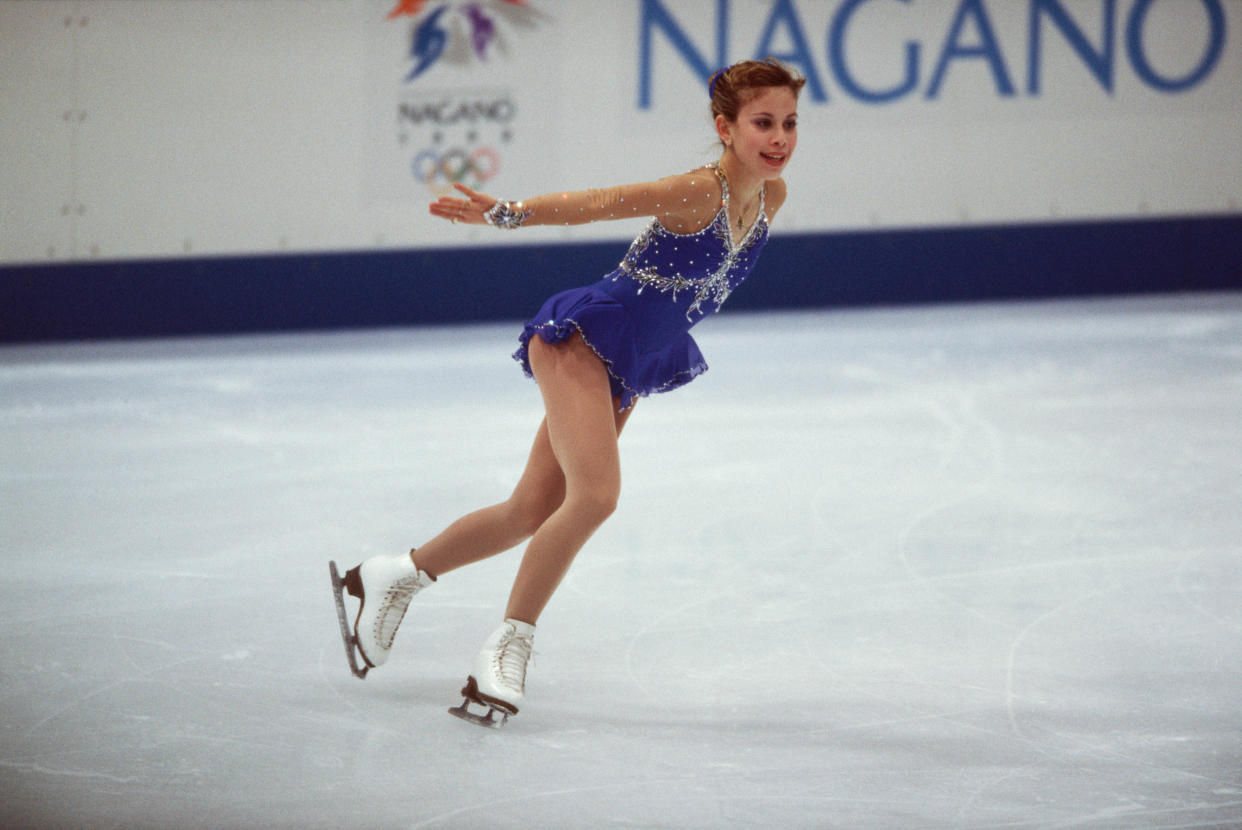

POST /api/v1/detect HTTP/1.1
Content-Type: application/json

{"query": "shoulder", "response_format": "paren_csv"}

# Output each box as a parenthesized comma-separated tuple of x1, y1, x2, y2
(616, 167, 724, 213)
(652, 166, 726, 232)
(764, 177, 789, 219)
(667, 165, 725, 202)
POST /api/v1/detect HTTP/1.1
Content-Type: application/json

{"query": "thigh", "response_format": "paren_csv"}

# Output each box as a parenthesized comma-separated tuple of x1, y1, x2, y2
(511, 355, 633, 509)
(527, 333, 627, 491)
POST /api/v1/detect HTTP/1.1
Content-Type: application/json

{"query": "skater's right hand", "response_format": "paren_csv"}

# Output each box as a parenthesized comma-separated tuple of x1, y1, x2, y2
(429, 183, 498, 226)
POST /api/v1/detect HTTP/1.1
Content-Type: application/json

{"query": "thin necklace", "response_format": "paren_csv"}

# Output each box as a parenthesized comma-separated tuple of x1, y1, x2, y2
(736, 189, 761, 230)
(718, 160, 760, 230)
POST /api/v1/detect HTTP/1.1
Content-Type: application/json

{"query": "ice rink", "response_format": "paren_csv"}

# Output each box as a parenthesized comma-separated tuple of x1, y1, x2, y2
(2, 294, 1240, 829)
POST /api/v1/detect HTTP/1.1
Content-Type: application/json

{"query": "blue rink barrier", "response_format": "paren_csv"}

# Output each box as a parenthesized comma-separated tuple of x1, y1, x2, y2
(2, 214, 1240, 343)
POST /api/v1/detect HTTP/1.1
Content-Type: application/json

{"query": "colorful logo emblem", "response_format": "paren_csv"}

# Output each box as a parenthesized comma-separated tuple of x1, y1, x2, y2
(386, 0, 544, 82)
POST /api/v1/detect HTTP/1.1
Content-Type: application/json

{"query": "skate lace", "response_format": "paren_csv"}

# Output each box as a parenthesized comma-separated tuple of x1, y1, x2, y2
(376, 575, 423, 648)
(491, 628, 535, 694)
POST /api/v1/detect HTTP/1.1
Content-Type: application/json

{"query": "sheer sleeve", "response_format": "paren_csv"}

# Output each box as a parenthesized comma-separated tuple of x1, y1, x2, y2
(513, 168, 726, 234)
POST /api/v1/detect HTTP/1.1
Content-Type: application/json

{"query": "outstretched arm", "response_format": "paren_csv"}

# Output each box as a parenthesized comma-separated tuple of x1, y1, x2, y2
(428, 169, 725, 233)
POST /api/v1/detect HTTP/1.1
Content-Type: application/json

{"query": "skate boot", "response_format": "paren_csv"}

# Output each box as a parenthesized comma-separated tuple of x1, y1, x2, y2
(449, 619, 536, 728)
(328, 552, 434, 678)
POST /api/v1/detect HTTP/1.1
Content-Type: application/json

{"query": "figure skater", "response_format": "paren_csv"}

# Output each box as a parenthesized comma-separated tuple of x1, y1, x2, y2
(330, 58, 805, 727)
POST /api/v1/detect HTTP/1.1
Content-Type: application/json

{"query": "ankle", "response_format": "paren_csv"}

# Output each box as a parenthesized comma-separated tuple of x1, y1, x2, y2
(503, 617, 537, 636)
(408, 548, 436, 581)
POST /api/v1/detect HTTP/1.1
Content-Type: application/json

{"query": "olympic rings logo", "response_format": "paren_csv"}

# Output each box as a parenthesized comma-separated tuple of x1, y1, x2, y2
(412, 146, 500, 188)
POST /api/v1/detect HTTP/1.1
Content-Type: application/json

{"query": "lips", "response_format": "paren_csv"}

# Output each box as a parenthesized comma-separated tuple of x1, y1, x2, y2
(760, 152, 787, 166)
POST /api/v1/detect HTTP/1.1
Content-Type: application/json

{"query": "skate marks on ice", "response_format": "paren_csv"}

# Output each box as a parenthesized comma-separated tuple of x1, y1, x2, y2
(810, 304, 1242, 826)
(3, 296, 1242, 828)
(401, 777, 926, 830)
(594, 299, 1242, 827)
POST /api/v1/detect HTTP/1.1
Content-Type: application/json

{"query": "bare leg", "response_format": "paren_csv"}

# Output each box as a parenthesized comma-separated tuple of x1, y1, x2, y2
(412, 343, 631, 582)
(504, 333, 629, 625)
(411, 419, 565, 578)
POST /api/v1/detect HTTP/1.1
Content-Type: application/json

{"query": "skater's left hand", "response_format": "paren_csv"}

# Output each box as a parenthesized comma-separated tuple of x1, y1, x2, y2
(429, 183, 498, 225)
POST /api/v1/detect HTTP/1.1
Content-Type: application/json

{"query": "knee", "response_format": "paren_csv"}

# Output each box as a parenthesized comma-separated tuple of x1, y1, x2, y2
(572, 481, 620, 525)
(505, 488, 561, 537)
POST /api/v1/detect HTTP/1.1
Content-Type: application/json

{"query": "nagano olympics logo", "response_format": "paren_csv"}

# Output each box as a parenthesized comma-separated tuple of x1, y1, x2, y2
(412, 146, 500, 192)
(385, 0, 548, 83)
(386, 2, 538, 199)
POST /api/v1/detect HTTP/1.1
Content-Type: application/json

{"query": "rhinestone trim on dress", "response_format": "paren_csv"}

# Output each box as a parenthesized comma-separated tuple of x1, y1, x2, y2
(615, 163, 768, 320)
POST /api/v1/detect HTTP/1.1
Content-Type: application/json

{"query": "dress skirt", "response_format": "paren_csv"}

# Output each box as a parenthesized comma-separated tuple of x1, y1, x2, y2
(512, 284, 708, 412)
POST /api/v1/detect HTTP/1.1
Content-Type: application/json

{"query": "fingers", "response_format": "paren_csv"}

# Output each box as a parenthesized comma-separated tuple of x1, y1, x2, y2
(453, 183, 493, 205)
(428, 195, 477, 224)
(429, 196, 464, 215)
(427, 200, 461, 222)
(427, 185, 497, 224)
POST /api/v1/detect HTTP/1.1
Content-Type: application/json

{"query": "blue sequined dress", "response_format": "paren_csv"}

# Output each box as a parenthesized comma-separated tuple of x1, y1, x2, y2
(513, 164, 769, 411)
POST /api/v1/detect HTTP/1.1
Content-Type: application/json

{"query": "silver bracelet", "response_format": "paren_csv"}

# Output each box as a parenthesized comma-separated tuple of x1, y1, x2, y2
(483, 200, 532, 229)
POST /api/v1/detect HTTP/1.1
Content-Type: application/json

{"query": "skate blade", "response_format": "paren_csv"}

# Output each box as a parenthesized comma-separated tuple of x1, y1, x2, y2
(448, 676, 513, 728)
(448, 698, 509, 729)
(328, 560, 369, 680)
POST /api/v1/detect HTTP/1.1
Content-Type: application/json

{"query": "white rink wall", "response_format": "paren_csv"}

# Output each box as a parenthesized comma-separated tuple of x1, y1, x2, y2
(2, 0, 1240, 265)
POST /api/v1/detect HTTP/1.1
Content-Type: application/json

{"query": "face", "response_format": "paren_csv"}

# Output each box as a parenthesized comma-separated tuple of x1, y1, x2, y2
(717, 86, 799, 180)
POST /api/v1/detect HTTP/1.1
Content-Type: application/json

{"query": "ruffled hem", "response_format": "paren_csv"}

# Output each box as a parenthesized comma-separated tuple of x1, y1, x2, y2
(512, 288, 707, 412)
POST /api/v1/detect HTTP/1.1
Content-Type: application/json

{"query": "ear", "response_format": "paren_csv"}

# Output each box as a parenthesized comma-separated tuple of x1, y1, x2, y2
(714, 113, 732, 146)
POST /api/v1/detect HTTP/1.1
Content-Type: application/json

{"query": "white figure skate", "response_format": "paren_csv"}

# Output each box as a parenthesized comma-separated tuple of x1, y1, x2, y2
(449, 619, 536, 728)
(328, 553, 434, 678)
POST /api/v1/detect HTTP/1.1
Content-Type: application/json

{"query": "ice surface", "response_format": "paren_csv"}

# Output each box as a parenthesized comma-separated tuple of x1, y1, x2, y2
(2, 295, 1241, 829)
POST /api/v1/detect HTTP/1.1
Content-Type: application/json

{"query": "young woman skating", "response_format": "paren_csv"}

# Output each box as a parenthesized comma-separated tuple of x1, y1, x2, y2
(330, 58, 805, 727)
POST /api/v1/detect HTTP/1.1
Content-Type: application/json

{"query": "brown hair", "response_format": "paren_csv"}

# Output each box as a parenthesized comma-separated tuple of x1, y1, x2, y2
(709, 58, 806, 123)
